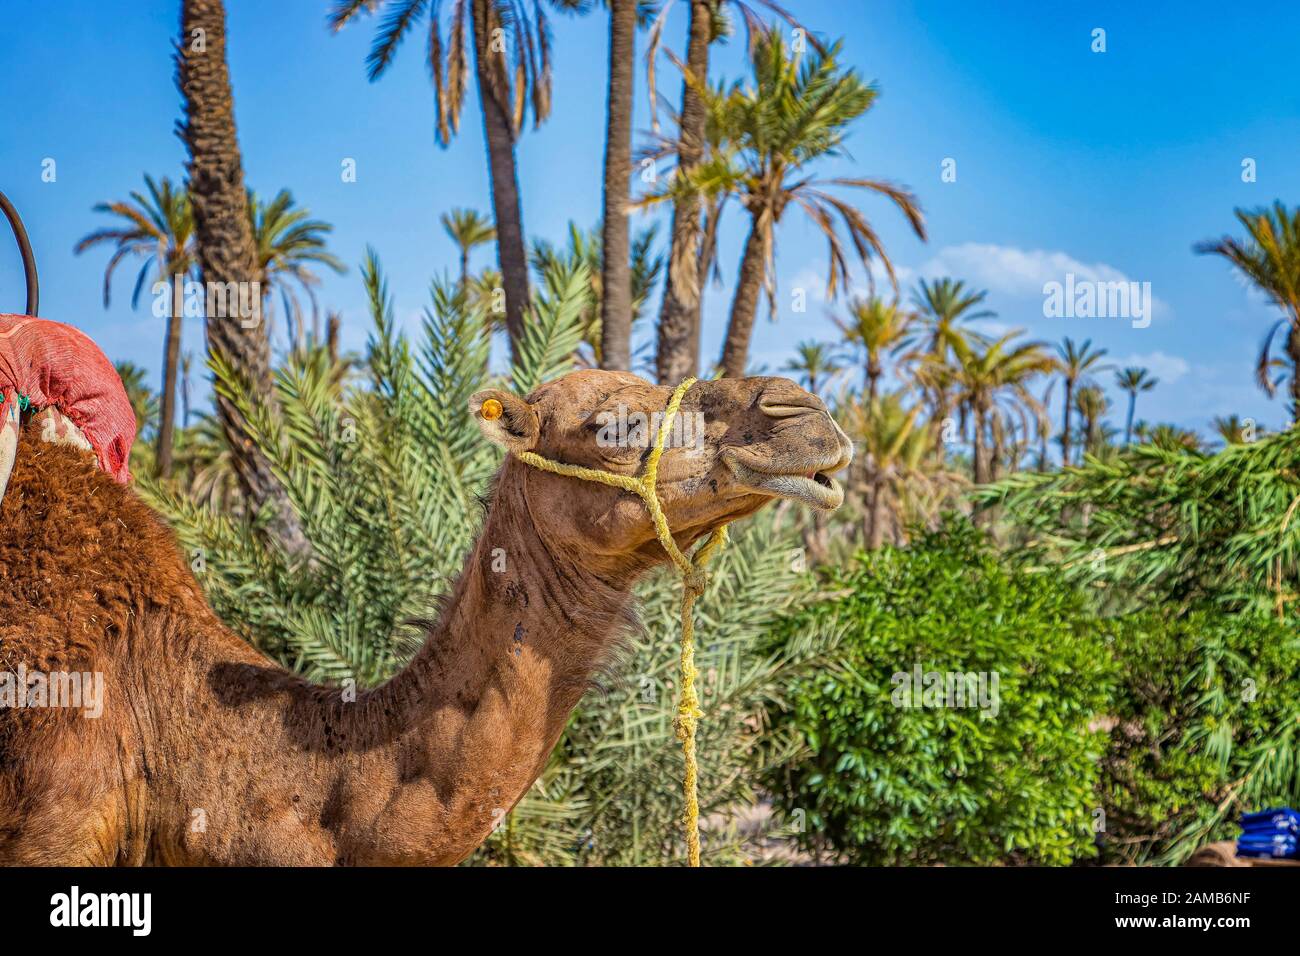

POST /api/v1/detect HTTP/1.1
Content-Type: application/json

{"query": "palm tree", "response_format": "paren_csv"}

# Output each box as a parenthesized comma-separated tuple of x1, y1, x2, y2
(912, 278, 993, 354)
(597, 0, 638, 370)
(1115, 366, 1157, 445)
(441, 208, 497, 287)
(1055, 337, 1109, 466)
(839, 391, 934, 549)
(781, 341, 841, 397)
(646, 0, 814, 384)
(248, 188, 346, 350)
(947, 332, 1056, 486)
(1144, 423, 1203, 453)
(908, 278, 991, 444)
(331, 0, 554, 363)
(1037, 378, 1056, 470)
(834, 297, 914, 406)
(550, 0, 645, 370)
(179, 0, 304, 549)
(1196, 203, 1300, 423)
(1212, 414, 1261, 446)
(1073, 384, 1110, 459)
(643, 31, 924, 378)
(75, 175, 194, 478)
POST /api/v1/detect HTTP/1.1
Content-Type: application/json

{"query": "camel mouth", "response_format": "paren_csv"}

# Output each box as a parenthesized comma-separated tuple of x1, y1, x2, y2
(722, 449, 849, 511)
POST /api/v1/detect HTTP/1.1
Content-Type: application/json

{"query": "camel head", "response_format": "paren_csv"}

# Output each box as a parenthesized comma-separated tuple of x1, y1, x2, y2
(471, 369, 852, 576)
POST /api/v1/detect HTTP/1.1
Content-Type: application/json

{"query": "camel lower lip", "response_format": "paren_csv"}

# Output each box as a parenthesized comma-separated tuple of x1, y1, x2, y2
(725, 457, 844, 510)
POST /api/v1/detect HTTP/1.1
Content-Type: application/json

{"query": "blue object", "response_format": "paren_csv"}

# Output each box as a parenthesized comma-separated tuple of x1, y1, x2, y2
(1236, 807, 1300, 859)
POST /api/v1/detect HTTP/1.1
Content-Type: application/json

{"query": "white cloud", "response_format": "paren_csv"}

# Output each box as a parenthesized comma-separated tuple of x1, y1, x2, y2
(783, 243, 1172, 324)
(914, 243, 1172, 321)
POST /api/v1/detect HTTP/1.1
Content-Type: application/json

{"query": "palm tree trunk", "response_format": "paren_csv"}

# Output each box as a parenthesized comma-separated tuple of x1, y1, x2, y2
(181, 355, 192, 429)
(459, 249, 470, 288)
(868, 478, 887, 550)
(598, 0, 637, 371)
(178, 0, 304, 552)
(470, 0, 530, 363)
(1289, 323, 1300, 425)
(1061, 379, 1074, 465)
(973, 406, 989, 485)
(931, 385, 949, 458)
(155, 273, 184, 478)
(720, 216, 768, 378)
(327, 313, 341, 364)
(1125, 393, 1136, 445)
(654, 0, 711, 384)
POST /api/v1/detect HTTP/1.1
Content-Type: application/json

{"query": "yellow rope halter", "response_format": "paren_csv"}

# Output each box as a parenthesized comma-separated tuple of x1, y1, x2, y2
(509, 377, 727, 867)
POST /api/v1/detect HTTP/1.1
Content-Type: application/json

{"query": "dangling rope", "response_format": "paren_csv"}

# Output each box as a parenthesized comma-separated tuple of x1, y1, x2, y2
(492, 377, 728, 867)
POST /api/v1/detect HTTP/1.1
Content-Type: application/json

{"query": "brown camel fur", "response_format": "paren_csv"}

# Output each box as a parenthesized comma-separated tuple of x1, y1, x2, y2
(0, 370, 851, 865)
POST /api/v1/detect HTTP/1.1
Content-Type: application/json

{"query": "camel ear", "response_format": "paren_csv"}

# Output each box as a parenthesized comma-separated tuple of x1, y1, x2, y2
(470, 389, 539, 453)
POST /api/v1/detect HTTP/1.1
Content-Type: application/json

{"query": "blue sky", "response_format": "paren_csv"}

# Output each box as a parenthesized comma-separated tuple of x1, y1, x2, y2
(2, 0, 1298, 441)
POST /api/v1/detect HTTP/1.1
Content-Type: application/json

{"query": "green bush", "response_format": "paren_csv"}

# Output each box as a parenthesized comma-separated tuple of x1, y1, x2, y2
(765, 519, 1115, 865)
(1101, 609, 1300, 864)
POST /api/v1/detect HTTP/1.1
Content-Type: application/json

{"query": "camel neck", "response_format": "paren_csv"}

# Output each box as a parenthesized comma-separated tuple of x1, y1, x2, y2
(339, 462, 637, 862)
(378, 462, 635, 721)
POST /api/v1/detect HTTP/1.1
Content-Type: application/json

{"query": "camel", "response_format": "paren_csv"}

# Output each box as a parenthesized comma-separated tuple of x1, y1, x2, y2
(0, 368, 851, 865)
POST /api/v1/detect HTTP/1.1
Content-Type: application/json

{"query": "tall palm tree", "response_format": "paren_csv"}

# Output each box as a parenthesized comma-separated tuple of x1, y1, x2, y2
(947, 332, 1056, 486)
(911, 278, 993, 356)
(179, 0, 303, 549)
(1055, 337, 1109, 466)
(1115, 366, 1157, 445)
(781, 340, 841, 397)
(597, 0, 638, 370)
(441, 207, 497, 287)
(1196, 203, 1300, 423)
(646, 0, 815, 384)
(834, 297, 914, 406)
(75, 175, 194, 478)
(908, 277, 992, 452)
(682, 32, 924, 377)
(331, 0, 555, 363)
(248, 188, 346, 350)
(550, 0, 645, 370)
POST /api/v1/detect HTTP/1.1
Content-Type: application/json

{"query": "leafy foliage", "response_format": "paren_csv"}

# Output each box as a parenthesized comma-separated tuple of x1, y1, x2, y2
(765, 519, 1115, 865)
(137, 251, 512, 685)
(1102, 609, 1300, 864)
(976, 424, 1300, 616)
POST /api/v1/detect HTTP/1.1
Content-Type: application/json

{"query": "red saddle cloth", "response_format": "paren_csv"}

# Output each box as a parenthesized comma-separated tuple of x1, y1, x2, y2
(0, 313, 135, 482)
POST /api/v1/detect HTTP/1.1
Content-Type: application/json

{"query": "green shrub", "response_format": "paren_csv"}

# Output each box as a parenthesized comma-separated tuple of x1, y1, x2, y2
(765, 519, 1115, 865)
(1101, 609, 1300, 864)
